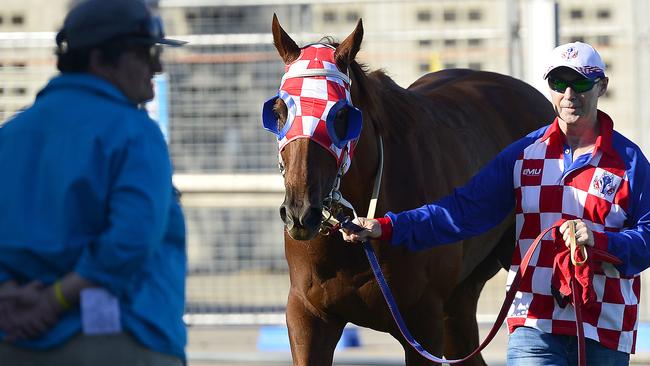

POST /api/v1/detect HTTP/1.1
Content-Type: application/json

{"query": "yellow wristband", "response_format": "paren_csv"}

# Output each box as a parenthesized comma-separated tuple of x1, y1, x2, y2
(54, 281, 71, 310)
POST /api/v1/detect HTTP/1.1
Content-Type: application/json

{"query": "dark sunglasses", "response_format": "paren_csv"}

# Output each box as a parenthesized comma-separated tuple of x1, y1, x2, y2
(125, 42, 163, 64)
(548, 77, 601, 93)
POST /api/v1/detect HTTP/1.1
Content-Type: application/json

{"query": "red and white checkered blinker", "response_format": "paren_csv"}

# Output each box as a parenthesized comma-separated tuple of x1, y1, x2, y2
(261, 44, 362, 174)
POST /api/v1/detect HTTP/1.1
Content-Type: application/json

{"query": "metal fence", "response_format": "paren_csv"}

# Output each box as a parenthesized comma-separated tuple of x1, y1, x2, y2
(2, 0, 650, 328)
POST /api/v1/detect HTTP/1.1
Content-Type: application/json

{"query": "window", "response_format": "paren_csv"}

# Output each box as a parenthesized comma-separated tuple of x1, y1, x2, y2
(212, 10, 222, 21)
(443, 10, 456, 22)
(596, 35, 611, 46)
(323, 11, 337, 23)
(0, 16, 3, 25)
(570, 9, 583, 19)
(418, 63, 430, 73)
(468, 38, 483, 47)
(417, 10, 431, 22)
(346, 11, 360, 22)
(468, 9, 482, 21)
(444, 62, 457, 69)
(469, 62, 482, 70)
(569, 35, 585, 43)
(227, 8, 244, 23)
(11, 15, 24, 25)
(596, 9, 611, 19)
(418, 39, 432, 47)
(443, 39, 457, 47)
(0, 88, 4, 95)
(12, 87, 26, 96)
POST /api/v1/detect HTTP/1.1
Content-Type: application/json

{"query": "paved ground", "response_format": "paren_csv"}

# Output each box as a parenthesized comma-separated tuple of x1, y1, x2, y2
(183, 272, 650, 365)
(186, 323, 650, 366)
(186, 323, 507, 366)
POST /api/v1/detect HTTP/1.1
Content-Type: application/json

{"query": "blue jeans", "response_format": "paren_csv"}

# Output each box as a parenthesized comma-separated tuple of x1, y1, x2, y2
(507, 326, 630, 366)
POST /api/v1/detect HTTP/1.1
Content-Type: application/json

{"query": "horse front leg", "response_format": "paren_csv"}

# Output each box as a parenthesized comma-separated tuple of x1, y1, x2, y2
(286, 289, 345, 366)
(442, 277, 487, 366)
(394, 294, 446, 366)
(442, 230, 512, 366)
(442, 256, 505, 365)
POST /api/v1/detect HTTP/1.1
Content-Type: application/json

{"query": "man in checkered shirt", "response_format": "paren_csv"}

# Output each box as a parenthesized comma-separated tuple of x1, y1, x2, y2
(343, 41, 650, 365)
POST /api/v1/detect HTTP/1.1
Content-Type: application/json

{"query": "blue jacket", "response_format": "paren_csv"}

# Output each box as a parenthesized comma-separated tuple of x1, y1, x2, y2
(0, 74, 187, 359)
(386, 119, 650, 277)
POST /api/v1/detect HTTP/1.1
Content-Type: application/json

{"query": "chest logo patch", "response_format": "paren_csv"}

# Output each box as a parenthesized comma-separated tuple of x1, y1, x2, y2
(592, 171, 618, 197)
(522, 168, 542, 176)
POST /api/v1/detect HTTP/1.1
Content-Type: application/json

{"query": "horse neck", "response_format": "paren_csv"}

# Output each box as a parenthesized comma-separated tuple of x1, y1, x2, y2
(337, 72, 388, 218)
(339, 69, 452, 215)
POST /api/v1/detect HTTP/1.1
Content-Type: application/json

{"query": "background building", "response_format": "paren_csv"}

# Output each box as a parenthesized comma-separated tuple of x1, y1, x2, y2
(1, 0, 650, 344)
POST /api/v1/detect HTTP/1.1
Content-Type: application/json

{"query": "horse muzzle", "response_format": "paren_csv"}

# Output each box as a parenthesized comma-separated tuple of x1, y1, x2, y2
(279, 203, 323, 241)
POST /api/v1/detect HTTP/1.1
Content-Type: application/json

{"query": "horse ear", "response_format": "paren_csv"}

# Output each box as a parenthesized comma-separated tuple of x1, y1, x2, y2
(272, 14, 301, 64)
(335, 18, 364, 70)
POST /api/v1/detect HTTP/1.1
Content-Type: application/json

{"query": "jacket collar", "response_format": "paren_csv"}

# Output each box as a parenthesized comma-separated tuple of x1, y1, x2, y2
(37, 73, 136, 106)
(540, 110, 616, 157)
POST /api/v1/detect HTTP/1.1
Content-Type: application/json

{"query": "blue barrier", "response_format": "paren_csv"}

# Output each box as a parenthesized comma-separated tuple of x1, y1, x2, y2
(637, 323, 650, 351)
(257, 325, 360, 351)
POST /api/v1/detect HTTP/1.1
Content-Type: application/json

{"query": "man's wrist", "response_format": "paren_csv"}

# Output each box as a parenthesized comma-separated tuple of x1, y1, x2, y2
(52, 280, 72, 311)
(376, 216, 393, 242)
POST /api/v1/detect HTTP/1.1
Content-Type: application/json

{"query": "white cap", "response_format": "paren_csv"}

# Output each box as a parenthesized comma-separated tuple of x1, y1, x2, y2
(543, 41, 606, 80)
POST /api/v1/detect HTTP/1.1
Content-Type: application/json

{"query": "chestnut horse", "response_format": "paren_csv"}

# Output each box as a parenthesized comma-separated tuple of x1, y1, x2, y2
(264, 16, 555, 366)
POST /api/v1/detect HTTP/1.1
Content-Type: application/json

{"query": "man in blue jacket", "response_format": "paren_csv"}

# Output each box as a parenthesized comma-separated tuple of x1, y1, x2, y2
(0, 0, 187, 365)
(343, 42, 650, 365)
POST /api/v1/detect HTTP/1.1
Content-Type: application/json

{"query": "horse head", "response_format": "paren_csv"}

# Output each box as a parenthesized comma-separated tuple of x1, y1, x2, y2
(262, 15, 364, 241)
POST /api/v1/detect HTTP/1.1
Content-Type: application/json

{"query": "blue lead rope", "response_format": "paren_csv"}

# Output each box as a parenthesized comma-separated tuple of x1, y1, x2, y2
(362, 241, 439, 359)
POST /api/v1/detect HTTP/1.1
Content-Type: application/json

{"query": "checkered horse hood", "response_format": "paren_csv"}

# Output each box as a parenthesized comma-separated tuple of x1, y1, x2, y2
(262, 43, 363, 174)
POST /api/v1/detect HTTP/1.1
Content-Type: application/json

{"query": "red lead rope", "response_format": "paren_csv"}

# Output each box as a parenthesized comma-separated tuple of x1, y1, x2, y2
(370, 224, 588, 364)
(488, 224, 586, 366)
(470, 224, 587, 365)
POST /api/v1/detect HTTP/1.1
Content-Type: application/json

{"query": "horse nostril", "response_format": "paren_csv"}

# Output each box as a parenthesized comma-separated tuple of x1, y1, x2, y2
(279, 205, 290, 224)
(300, 206, 323, 229)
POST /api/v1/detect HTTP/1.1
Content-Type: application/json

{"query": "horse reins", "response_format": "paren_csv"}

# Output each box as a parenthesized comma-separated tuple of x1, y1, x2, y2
(345, 135, 588, 365)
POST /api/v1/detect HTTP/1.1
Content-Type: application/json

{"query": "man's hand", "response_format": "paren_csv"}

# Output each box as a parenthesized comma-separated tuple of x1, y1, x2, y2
(0, 281, 63, 342)
(340, 217, 381, 243)
(559, 219, 594, 248)
(0, 280, 20, 333)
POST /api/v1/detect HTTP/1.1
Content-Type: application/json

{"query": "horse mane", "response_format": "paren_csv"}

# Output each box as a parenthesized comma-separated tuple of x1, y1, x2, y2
(317, 37, 421, 141)
(349, 62, 422, 142)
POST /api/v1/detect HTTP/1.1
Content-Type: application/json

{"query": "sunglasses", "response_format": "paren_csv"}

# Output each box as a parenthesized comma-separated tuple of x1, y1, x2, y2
(125, 43, 163, 65)
(547, 77, 601, 93)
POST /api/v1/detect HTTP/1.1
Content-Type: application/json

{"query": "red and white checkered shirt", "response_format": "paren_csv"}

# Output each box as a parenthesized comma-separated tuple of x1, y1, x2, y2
(507, 113, 638, 353)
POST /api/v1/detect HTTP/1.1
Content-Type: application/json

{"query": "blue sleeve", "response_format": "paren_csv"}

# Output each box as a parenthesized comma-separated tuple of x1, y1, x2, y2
(75, 122, 173, 297)
(387, 134, 537, 252)
(0, 268, 11, 283)
(606, 148, 650, 276)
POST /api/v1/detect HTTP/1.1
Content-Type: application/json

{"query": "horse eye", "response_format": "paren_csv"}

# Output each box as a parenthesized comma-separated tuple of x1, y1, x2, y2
(333, 108, 349, 140)
(273, 100, 288, 131)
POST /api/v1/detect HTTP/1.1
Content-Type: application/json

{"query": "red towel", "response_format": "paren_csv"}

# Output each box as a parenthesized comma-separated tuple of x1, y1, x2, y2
(550, 219, 622, 308)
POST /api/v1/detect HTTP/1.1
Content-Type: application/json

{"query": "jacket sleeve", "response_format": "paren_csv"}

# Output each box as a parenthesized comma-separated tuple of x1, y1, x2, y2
(386, 135, 535, 252)
(74, 121, 173, 297)
(606, 149, 650, 276)
(0, 269, 10, 283)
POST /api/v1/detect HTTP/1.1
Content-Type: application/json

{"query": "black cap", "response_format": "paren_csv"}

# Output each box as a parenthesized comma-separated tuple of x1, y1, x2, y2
(56, 0, 186, 51)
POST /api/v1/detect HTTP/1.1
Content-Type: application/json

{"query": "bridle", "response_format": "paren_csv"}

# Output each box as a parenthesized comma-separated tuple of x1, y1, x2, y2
(275, 140, 362, 237)
(320, 137, 384, 236)
(261, 43, 370, 236)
